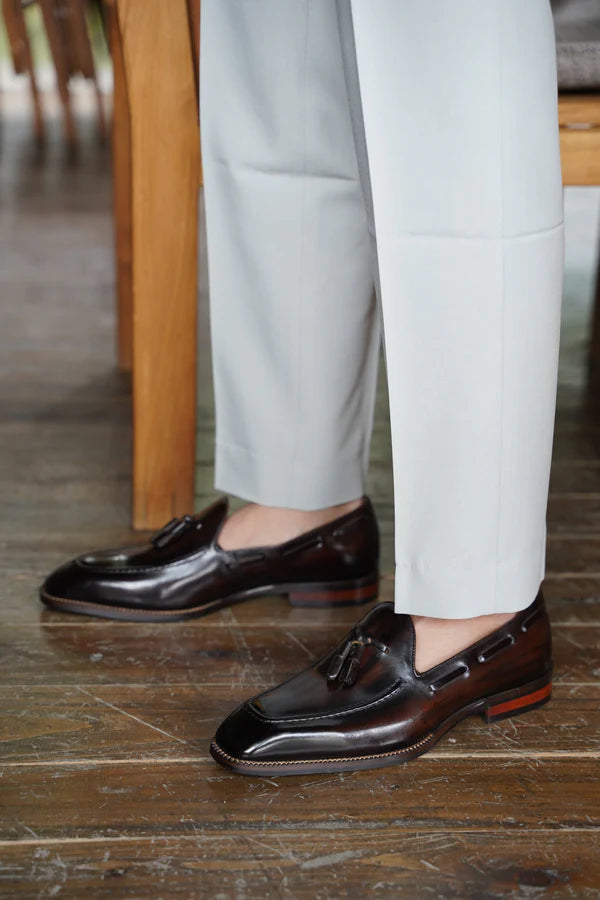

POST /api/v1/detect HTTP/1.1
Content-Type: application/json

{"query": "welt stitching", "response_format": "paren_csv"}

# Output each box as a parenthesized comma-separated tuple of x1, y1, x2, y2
(211, 731, 435, 767)
(41, 590, 221, 616)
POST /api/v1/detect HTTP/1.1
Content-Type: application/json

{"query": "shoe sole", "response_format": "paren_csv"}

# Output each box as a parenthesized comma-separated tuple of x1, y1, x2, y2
(39, 572, 379, 622)
(209, 672, 552, 776)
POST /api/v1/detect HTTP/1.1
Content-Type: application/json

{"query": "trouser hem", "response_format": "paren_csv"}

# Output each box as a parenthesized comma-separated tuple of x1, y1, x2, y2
(215, 441, 366, 510)
(393, 546, 545, 618)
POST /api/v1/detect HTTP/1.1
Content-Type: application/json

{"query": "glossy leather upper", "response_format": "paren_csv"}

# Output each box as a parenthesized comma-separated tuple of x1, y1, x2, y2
(213, 591, 552, 762)
(41, 496, 380, 612)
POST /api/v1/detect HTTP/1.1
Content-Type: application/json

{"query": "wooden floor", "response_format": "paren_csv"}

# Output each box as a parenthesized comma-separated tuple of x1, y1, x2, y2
(1, 110, 600, 898)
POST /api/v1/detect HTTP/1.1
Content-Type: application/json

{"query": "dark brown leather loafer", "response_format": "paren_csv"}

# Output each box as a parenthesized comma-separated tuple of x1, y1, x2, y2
(40, 496, 379, 621)
(210, 590, 552, 776)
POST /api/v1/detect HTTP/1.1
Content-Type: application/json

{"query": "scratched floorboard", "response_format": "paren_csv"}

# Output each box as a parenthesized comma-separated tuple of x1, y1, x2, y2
(1, 832, 598, 899)
(1, 110, 600, 899)
(1, 684, 599, 764)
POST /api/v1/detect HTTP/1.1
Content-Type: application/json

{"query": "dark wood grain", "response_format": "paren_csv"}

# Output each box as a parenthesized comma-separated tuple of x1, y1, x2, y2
(1, 759, 598, 842)
(0, 824, 600, 900)
(1, 831, 599, 899)
(0, 684, 598, 765)
(547, 495, 600, 533)
(0, 621, 597, 686)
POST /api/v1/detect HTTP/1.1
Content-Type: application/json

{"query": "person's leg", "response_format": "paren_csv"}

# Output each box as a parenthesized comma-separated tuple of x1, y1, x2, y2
(337, 0, 563, 667)
(211, 0, 561, 773)
(40, 0, 386, 623)
(200, 0, 381, 549)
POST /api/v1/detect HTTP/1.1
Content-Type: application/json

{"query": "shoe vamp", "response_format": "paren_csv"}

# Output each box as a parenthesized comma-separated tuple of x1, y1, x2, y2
(250, 649, 414, 720)
(78, 500, 228, 568)
(235, 685, 434, 761)
(45, 552, 223, 609)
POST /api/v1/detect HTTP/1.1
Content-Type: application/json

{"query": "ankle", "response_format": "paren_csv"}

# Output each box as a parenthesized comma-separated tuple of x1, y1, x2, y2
(218, 498, 363, 551)
(411, 610, 515, 674)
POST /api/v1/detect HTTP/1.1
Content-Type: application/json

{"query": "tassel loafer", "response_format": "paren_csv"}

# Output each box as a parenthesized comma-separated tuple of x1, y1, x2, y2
(40, 496, 380, 621)
(210, 590, 552, 776)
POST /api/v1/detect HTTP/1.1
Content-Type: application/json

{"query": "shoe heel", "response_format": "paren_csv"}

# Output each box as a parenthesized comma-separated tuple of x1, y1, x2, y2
(288, 574, 379, 608)
(483, 679, 552, 724)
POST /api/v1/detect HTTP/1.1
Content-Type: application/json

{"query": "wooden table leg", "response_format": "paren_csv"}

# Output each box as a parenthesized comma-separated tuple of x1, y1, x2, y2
(115, 0, 199, 529)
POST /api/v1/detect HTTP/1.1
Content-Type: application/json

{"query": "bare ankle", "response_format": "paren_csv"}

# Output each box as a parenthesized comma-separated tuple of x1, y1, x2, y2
(411, 610, 515, 674)
(218, 497, 363, 551)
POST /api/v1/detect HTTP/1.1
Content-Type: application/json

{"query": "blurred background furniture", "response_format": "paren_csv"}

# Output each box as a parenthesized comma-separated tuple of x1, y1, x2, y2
(552, 1, 600, 387)
(2, 0, 105, 141)
(39, 0, 106, 143)
(2, 0, 44, 137)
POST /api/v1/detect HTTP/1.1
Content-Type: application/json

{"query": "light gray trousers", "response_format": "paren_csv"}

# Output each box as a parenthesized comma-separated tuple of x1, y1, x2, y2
(200, 0, 565, 617)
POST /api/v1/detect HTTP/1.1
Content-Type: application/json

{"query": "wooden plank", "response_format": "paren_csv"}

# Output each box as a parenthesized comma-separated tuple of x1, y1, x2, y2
(0, 622, 596, 686)
(544, 575, 600, 597)
(0, 830, 598, 899)
(547, 495, 600, 533)
(116, 0, 199, 529)
(549, 461, 600, 494)
(0, 683, 598, 765)
(0, 759, 598, 840)
(552, 429, 600, 461)
(546, 535, 600, 575)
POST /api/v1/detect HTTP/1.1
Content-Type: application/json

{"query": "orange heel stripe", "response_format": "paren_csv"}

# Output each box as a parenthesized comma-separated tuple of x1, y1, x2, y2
(487, 682, 551, 717)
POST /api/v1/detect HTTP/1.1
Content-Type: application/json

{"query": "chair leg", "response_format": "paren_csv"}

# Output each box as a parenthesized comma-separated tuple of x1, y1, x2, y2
(2, 0, 45, 141)
(62, 0, 107, 139)
(115, 0, 199, 530)
(39, 0, 77, 145)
